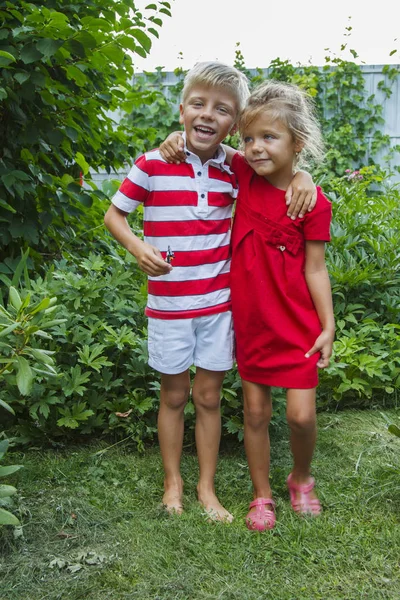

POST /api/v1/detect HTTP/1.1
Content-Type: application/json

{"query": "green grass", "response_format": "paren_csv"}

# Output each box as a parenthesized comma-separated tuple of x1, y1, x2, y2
(1, 410, 400, 600)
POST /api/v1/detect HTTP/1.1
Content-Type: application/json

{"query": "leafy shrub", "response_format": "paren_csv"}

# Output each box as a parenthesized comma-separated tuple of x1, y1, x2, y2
(0, 0, 171, 262)
(0, 167, 398, 444)
(0, 439, 22, 526)
(320, 166, 400, 407)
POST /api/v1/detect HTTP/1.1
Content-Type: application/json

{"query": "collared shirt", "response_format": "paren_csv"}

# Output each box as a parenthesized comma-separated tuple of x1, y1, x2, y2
(111, 137, 238, 319)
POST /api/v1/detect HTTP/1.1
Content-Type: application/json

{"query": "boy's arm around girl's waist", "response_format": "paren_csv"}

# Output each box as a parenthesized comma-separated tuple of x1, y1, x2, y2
(104, 204, 171, 278)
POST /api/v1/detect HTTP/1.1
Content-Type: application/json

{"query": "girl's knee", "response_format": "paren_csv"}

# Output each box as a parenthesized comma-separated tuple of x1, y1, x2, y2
(287, 411, 316, 433)
(244, 400, 272, 429)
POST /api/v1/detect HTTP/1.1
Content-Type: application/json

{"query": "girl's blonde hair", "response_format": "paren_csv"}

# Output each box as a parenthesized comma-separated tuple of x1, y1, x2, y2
(181, 62, 250, 117)
(239, 80, 324, 167)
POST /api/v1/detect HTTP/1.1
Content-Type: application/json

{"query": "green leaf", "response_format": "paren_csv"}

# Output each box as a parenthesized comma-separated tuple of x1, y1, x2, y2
(0, 399, 15, 416)
(14, 72, 30, 85)
(0, 323, 19, 338)
(16, 356, 34, 396)
(0, 485, 17, 498)
(9, 287, 22, 310)
(0, 198, 17, 213)
(0, 440, 9, 459)
(0, 50, 16, 63)
(20, 43, 43, 64)
(0, 465, 23, 477)
(28, 297, 50, 315)
(36, 38, 63, 58)
(57, 416, 79, 429)
(388, 423, 400, 438)
(129, 29, 152, 53)
(65, 65, 87, 86)
(28, 348, 55, 366)
(0, 508, 20, 526)
(74, 152, 90, 175)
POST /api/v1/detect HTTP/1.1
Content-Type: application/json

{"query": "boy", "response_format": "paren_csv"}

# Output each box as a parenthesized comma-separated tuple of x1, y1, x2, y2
(104, 62, 315, 521)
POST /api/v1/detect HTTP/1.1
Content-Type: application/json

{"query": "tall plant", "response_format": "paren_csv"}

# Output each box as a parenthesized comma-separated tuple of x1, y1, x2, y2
(0, 0, 171, 262)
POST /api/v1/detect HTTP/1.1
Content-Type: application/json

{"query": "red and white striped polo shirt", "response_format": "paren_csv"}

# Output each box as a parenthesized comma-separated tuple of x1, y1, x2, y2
(111, 141, 238, 320)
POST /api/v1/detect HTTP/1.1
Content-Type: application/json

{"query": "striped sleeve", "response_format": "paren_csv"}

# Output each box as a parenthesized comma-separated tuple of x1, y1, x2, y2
(111, 154, 149, 213)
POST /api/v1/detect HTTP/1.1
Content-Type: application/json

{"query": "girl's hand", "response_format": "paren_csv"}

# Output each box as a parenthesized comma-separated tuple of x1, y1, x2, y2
(305, 330, 334, 368)
(285, 171, 317, 220)
(159, 132, 186, 164)
(135, 242, 172, 277)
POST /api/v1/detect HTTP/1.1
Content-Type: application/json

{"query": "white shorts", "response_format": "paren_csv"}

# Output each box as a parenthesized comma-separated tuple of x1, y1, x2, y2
(148, 311, 235, 375)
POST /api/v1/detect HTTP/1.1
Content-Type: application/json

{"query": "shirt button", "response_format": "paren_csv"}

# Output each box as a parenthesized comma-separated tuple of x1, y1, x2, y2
(197, 171, 202, 176)
(201, 193, 205, 198)
(186, 151, 190, 156)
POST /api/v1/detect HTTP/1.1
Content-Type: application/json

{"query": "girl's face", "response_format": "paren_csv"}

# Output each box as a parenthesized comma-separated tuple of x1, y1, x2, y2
(242, 110, 302, 189)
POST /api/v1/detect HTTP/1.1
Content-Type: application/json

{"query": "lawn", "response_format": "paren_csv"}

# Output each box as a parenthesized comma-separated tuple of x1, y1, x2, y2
(1, 410, 400, 600)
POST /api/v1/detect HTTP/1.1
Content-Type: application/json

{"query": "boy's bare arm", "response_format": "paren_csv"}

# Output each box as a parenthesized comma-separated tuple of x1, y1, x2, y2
(104, 205, 171, 277)
(304, 240, 335, 368)
(159, 133, 316, 219)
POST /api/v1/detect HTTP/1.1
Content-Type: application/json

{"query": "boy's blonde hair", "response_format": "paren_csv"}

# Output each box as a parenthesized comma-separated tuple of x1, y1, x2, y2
(181, 61, 250, 116)
(239, 80, 324, 167)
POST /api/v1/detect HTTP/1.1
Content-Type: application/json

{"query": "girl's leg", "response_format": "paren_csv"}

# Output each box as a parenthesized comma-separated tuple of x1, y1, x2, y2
(192, 367, 232, 521)
(242, 380, 273, 501)
(286, 388, 320, 506)
(158, 370, 191, 513)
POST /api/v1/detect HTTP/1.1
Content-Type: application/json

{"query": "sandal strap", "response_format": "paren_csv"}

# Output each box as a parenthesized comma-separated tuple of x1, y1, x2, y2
(287, 474, 315, 494)
(249, 497, 275, 509)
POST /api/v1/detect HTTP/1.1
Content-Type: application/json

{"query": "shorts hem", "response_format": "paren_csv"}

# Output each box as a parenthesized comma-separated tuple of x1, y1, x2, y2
(195, 359, 234, 372)
(148, 358, 193, 375)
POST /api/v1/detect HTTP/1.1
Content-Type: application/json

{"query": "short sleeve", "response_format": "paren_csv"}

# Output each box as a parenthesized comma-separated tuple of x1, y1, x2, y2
(111, 154, 150, 213)
(230, 152, 254, 187)
(303, 187, 332, 242)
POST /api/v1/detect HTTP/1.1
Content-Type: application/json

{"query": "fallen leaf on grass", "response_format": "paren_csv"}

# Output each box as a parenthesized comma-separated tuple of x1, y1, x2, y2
(57, 530, 77, 539)
(67, 564, 83, 573)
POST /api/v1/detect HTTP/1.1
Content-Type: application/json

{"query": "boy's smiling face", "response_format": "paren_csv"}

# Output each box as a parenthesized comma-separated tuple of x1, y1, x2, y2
(179, 84, 238, 163)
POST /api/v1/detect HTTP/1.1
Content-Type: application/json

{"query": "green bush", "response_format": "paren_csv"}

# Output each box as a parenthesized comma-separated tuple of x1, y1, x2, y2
(0, 168, 398, 445)
(0, 0, 171, 262)
(0, 439, 22, 526)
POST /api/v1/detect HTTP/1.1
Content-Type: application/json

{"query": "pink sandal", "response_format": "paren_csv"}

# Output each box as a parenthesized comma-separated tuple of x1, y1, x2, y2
(287, 473, 322, 516)
(245, 497, 276, 531)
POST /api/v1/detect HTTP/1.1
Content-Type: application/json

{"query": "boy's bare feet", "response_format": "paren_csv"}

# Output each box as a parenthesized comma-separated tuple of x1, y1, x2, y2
(197, 486, 233, 523)
(162, 479, 184, 515)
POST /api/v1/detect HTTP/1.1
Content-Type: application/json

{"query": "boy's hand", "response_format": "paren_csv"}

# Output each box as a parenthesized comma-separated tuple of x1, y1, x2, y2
(159, 132, 186, 164)
(135, 242, 172, 277)
(285, 171, 317, 220)
(305, 330, 334, 369)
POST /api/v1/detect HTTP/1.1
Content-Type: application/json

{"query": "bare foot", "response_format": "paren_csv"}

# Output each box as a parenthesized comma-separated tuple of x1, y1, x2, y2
(162, 479, 183, 515)
(197, 488, 233, 523)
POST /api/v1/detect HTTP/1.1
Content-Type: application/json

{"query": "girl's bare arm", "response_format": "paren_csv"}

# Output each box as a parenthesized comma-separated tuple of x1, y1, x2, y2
(304, 240, 335, 368)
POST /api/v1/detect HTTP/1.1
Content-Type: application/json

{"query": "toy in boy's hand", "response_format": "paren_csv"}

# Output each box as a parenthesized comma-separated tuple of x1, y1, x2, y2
(165, 246, 175, 264)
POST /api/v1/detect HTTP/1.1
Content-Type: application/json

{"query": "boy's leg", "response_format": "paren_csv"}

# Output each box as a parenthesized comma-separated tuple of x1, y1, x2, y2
(191, 311, 235, 521)
(242, 380, 273, 502)
(286, 388, 319, 503)
(192, 367, 233, 521)
(158, 370, 191, 513)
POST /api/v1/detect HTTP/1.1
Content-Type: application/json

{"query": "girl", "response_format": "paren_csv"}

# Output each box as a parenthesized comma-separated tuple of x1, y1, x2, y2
(230, 81, 334, 531)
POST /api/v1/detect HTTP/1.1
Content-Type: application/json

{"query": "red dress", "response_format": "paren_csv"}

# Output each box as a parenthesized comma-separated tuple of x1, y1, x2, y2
(230, 153, 332, 389)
